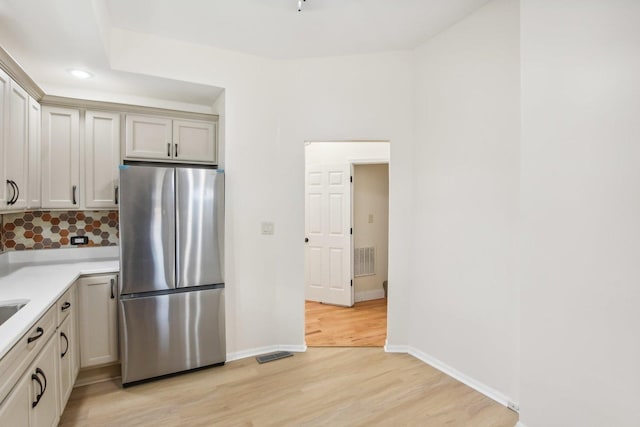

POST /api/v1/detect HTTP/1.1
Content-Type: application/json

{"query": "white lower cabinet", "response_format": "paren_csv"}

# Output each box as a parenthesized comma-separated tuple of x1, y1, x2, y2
(0, 274, 114, 426)
(55, 284, 78, 411)
(28, 334, 60, 427)
(78, 274, 119, 367)
(0, 373, 30, 426)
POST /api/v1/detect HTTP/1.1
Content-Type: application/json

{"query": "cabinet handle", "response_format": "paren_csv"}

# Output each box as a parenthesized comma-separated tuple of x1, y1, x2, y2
(12, 181, 19, 204)
(6, 180, 18, 205)
(115, 185, 119, 205)
(167, 143, 171, 157)
(110, 278, 115, 299)
(36, 368, 47, 399)
(61, 332, 69, 358)
(61, 301, 71, 311)
(72, 185, 77, 205)
(175, 143, 179, 157)
(31, 373, 44, 408)
(5, 180, 12, 205)
(27, 327, 44, 344)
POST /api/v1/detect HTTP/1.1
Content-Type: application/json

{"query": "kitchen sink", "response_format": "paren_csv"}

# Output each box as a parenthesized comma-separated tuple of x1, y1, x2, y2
(0, 300, 29, 327)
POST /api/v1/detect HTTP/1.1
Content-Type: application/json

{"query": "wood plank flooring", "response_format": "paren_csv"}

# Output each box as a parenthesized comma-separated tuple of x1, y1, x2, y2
(59, 347, 517, 426)
(305, 298, 387, 347)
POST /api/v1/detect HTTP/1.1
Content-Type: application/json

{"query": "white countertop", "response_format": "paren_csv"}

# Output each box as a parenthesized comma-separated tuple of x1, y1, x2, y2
(0, 247, 119, 360)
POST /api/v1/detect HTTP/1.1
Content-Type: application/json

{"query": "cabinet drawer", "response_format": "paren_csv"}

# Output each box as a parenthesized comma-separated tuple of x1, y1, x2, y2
(0, 305, 56, 404)
(56, 286, 74, 326)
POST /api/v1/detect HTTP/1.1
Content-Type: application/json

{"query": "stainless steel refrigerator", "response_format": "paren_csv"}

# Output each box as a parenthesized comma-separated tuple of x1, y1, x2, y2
(118, 164, 225, 385)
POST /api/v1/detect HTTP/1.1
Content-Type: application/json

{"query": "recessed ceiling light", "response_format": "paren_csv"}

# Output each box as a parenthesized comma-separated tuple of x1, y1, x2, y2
(68, 69, 93, 79)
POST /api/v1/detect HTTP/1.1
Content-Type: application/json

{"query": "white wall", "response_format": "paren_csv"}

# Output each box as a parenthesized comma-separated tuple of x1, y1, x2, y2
(410, 0, 520, 402)
(353, 164, 389, 299)
(519, 1, 640, 426)
(304, 142, 390, 165)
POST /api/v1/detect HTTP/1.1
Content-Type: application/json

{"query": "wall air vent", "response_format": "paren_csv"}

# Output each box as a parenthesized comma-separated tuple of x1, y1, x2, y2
(354, 246, 375, 277)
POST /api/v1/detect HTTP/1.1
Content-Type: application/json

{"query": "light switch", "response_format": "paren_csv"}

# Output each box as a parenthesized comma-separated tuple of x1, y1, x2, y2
(261, 222, 275, 235)
(368, 214, 374, 224)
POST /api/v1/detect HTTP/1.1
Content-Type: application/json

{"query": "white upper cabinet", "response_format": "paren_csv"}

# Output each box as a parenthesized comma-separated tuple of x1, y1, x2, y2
(4, 81, 30, 210)
(125, 115, 172, 160)
(0, 68, 9, 208)
(28, 97, 41, 209)
(84, 111, 121, 209)
(1, 70, 30, 211)
(41, 106, 80, 209)
(172, 119, 216, 163)
(125, 114, 217, 164)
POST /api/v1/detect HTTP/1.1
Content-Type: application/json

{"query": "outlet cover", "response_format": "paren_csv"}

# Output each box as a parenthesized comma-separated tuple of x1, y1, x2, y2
(261, 222, 275, 235)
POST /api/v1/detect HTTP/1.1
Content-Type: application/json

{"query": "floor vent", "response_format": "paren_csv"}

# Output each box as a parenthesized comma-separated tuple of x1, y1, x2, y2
(256, 351, 293, 364)
(354, 246, 375, 277)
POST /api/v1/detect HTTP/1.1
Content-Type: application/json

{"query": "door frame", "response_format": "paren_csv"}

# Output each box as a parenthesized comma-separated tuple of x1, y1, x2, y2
(303, 141, 391, 344)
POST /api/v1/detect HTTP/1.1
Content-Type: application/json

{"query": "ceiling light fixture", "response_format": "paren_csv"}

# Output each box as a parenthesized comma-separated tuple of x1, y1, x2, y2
(68, 69, 93, 79)
(297, 0, 306, 12)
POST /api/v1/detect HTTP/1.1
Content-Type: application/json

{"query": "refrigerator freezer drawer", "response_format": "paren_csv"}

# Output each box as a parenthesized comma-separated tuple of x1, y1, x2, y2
(120, 288, 225, 385)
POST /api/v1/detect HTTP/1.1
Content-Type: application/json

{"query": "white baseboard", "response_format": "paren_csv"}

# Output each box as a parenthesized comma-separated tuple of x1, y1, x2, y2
(354, 289, 385, 303)
(408, 347, 512, 408)
(227, 344, 307, 362)
(278, 344, 307, 353)
(384, 343, 409, 353)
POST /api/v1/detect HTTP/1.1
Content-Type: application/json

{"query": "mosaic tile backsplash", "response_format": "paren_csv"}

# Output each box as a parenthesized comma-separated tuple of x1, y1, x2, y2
(1, 211, 119, 251)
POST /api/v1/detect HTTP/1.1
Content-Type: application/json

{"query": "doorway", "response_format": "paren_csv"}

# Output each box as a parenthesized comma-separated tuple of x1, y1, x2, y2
(304, 141, 389, 347)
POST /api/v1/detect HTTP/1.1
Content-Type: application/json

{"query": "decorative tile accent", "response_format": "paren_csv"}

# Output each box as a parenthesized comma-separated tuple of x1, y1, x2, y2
(1, 211, 119, 251)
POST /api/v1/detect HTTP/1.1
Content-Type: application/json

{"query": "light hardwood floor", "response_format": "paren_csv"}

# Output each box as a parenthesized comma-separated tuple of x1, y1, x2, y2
(60, 347, 517, 426)
(305, 298, 387, 347)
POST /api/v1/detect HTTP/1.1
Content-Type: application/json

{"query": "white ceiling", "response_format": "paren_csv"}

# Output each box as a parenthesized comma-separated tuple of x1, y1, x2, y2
(0, 0, 490, 111)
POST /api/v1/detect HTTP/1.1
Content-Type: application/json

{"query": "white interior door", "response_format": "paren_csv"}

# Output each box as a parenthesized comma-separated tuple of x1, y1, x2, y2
(305, 163, 353, 307)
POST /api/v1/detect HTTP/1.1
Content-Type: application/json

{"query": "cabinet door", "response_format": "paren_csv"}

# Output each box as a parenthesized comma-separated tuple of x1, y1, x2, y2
(78, 274, 119, 367)
(0, 68, 9, 207)
(28, 97, 41, 209)
(0, 373, 30, 427)
(125, 115, 172, 160)
(41, 106, 80, 209)
(29, 335, 60, 427)
(85, 111, 120, 208)
(3, 80, 29, 210)
(72, 285, 80, 380)
(57, 315, 75, 410)
(172, 119, 216, 163)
